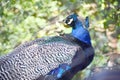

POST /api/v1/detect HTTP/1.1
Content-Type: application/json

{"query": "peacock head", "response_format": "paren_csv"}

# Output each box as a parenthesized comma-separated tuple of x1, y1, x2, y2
(63, 13, 89, 29)
(63, 13, 78, 28)
(63, 13, 91, 45)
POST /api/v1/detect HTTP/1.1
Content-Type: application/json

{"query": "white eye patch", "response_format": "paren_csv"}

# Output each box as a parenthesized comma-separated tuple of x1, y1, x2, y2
(67, 18, 73, 24)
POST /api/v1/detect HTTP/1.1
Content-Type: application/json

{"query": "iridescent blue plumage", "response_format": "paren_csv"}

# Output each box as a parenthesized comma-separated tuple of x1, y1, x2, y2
(71, 17, 91, 45)
(48, 64, 71, 78)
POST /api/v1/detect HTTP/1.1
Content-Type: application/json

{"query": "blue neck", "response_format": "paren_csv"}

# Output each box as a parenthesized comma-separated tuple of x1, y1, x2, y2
(71, 20, 91, 45)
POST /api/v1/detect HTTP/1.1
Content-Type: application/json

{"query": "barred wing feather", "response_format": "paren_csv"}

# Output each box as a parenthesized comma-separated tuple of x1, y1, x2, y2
(0, 36, 80, 80)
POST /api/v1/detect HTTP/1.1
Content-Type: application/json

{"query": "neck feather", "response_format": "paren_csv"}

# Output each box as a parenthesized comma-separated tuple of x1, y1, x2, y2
(71, 20, 91, 45)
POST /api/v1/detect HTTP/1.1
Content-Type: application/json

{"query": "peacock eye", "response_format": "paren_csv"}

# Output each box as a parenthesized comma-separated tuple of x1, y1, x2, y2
(66, 18, 73, 25)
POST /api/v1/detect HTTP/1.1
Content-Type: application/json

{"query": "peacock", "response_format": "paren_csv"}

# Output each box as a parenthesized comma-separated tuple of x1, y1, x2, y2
(0, 13, 94, 80)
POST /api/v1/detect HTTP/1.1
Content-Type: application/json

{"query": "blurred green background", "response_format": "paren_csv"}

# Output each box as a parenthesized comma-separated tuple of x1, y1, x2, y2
(0, 0, 120, 80)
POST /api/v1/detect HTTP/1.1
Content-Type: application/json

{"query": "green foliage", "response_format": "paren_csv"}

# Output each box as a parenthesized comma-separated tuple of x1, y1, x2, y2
(0, 0, 119, 80)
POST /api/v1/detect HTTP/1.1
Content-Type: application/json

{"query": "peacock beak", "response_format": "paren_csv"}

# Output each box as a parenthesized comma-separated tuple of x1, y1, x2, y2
(62, 19, 71, 28)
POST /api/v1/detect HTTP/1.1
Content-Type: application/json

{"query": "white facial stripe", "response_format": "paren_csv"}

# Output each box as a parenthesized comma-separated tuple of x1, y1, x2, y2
(68, 18, 73, 24)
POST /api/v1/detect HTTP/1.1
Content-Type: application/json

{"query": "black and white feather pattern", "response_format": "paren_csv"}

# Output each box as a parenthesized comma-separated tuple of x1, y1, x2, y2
(0, 34, 86, 80)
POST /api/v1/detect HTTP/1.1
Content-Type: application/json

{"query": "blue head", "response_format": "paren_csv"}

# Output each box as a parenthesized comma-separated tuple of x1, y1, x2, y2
(64, 13, 91, 45)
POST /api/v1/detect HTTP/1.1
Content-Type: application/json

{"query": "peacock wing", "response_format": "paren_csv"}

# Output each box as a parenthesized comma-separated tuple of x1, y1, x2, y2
(0, 36, 82, 80)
